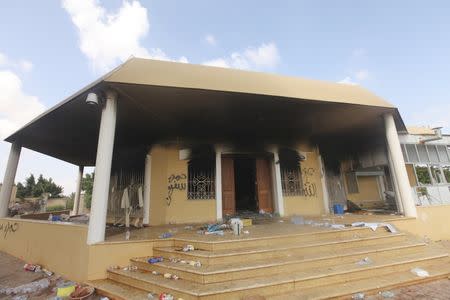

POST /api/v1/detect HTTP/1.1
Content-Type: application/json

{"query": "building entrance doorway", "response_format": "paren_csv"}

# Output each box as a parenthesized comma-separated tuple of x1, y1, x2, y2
(221, 155, 274, 216)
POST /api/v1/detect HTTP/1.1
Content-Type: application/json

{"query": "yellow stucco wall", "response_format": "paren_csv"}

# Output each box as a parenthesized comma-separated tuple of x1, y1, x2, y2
(390, 205, 450, 241)
(0, 218, 156, 282)
(345, 176, 382, 208)
(283, 146, 325, 216)
(0, 218, 90, 282)
(149, 145, 216, 225)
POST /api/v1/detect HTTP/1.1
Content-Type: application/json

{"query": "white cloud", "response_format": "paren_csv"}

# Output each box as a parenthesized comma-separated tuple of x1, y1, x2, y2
(0, 52, 33, 73)
(62, 0, 187, 73)
(338, 76, 358, 85)
(205, 34, 216, 46)
(203, 42, 280, 70)
(0, 70, 46, 139)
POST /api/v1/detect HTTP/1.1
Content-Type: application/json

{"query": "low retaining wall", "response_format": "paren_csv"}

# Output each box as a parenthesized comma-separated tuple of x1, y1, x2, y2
(390, 205, 450, 241)
(0, 218, 155, 282)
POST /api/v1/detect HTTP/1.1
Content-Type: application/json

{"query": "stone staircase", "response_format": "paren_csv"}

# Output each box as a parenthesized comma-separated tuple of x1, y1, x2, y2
(88, 226, 450, 299)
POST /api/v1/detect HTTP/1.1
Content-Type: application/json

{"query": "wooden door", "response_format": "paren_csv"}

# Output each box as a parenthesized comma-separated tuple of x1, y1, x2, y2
(221, 157, 235, 215)
(256, 158, 273, 213)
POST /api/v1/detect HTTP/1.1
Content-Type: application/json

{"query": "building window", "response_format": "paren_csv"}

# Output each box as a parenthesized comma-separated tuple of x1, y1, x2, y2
(414, 164, 432, 185)
(187, 148, 215, 200)
(443, 165, 450, 183)
(279, 148, 303, 196)
(430, 165, 444, 184)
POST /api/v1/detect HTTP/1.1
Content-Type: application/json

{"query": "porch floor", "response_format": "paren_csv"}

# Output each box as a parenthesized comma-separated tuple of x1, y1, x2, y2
(104, 213, 409, 243)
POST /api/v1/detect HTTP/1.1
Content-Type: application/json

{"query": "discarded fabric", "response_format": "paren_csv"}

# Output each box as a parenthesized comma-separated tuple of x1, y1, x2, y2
(411, 267, 429, 278)
(159, 293, 174, 300)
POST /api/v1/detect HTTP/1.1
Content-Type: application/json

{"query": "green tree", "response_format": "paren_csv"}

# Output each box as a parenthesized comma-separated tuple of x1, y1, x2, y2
(16, 173, 63, 198)
(82, 173, 94, 209)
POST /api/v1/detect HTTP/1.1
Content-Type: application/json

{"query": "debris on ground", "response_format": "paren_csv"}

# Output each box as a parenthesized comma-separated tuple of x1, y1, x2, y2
(56, 281, 76, 297)
(356, 257, 373, 266)
(411, 267, 430, 277)
(182, 244, 195, 252)
(0, 278, 50, 296)
(379, 290, 395, 298)
(159, 293, 174, 300)
(69, 285, 95, 299)
(352, 292, 365, 299)
(122, 265, 138, 271)
(230, 218, 244, 235)
(148, 257, 164, 264)
(351, 222, 398, 233)
(291, 215, 304, 225)
(159, 232, 173, 239)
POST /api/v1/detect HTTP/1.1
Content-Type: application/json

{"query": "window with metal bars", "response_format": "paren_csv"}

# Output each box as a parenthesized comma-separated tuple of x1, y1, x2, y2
(279, 148, 303, 196)
(187, 148, 215, 200)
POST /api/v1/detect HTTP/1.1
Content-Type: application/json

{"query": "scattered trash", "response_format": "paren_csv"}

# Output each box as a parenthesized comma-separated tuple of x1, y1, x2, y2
(69, 285, 95, 300)
(0, 278, 50, 295)
(243, 230, 250, 234)
(352, 292, 365, 299)
(100, 297, 110, 300)
(356, 257, 373, 266)
(204, 230, 224, 236)
(278, 220, 284, 223)
(159, 232, 173, 239)
(42, 268, 53, 276)
(330, 224, 345, 230)
(123, 265, 138, 272)
(159, 293, 174, 300)
(184, 225, 193, 230)
(259, 209, 266, 214)
(109, 265, 120, 270)
(379, 291, 395, 298)
(12, 295, 28, 300)
(242, 218, 253, 227)
(230, 218, 243, 235)
(411, 267, 429, 278)
(152, 271, 160, 275)
(183, 244, 195, 252)
(351, 222, 398, 233)
(125, 230, 131, 240)
(148, 257, 164, 264)
(291, 215, 305, 225)
(57, 282, 76, 298)
(188, 261, 202, 267)
(163, 273, 172, 279)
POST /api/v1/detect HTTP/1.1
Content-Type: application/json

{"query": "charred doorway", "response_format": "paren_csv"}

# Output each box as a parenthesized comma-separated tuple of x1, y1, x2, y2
(234, 158, 257, 212)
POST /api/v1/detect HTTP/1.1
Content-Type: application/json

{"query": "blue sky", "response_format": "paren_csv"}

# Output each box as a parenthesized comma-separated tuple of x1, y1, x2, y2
(0, 1, 449, 194)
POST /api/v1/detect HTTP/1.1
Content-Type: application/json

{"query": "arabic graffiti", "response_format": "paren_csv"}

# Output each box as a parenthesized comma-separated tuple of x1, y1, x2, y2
(166, 174, 187, 206)
(0, 221, 19, 239)
(301, 167, 317, 197)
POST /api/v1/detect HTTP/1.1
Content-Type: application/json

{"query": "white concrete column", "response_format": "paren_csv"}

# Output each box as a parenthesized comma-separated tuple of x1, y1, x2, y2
(215, 146, 223, 222)
(87, 90, 118, 244)
(318, 154, 331, 214)
(387, 148, 404, 213)
(0, 141, 21, 217)
(143, 153, 151, 225)
(72, 166, 84, 215)
(271, 149, 285, 217)
(384, 113, 417, 217)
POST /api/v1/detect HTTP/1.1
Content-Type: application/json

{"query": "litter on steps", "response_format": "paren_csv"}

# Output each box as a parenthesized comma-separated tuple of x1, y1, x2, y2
(351, 222, 398, 233)
(356, 257, 373, 266)
(411, 267, 430, 278)
(148, 257, 164, 264)
(182, 244, 195, 252)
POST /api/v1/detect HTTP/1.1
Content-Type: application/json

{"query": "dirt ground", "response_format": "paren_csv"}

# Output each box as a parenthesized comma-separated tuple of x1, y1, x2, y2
(0, 251, 100, 300)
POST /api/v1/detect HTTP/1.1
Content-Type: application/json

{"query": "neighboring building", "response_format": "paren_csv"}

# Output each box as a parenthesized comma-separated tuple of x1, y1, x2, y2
(399, 126, 450, 205)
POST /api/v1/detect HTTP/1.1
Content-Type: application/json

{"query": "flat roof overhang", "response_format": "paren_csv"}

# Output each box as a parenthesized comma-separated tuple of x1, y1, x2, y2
(5, 58, 406, 166)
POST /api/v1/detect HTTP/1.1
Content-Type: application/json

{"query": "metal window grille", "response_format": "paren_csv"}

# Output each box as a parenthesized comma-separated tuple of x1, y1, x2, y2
(281, 166, 303, 196)
(188, 159, 215, 200)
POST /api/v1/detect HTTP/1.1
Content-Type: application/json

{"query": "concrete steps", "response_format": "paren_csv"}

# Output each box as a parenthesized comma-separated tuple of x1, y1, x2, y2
(133, 240, 426, 284)
(88, 226, 450, 299)
(268, 260, 450, 300)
